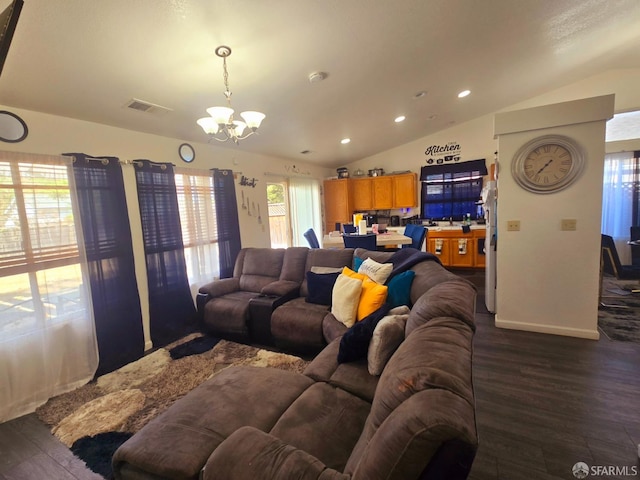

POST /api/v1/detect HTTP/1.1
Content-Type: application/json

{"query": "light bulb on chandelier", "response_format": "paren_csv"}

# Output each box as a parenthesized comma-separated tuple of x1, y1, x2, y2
(197, 46, 265, 144)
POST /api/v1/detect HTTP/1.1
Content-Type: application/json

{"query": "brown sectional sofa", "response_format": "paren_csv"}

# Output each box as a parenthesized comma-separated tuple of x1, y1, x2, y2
(113, 247, 478, 480)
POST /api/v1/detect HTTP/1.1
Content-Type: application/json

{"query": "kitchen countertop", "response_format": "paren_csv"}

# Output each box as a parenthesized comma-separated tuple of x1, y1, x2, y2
(386, 224, 485, 232)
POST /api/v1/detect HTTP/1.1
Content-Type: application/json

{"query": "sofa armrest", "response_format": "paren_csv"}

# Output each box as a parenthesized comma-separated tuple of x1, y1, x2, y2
(261, 280, 300, 298)
(198, 277, 240, 298)
(201, 426, 347, 480)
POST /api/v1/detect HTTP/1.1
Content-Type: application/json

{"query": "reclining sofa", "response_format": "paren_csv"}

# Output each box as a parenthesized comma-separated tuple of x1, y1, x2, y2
(113, 247, 478, 480)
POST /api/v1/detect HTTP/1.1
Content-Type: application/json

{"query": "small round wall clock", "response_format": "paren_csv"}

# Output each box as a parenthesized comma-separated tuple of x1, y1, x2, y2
(511, 135, 585, 194)
(178, 143, 195, 163)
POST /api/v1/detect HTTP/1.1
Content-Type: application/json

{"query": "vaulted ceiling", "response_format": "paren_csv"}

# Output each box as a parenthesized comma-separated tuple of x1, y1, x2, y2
(1, 0, 639, 167)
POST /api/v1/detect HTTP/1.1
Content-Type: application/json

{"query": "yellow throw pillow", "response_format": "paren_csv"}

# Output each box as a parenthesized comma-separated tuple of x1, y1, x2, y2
(342, 266, 367, 282)
(331, 274, 364, 328)
(357, 277, 388, 321)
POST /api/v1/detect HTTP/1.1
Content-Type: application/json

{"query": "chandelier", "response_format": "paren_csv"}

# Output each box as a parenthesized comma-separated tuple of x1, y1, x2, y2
(197, 46, 265, 144)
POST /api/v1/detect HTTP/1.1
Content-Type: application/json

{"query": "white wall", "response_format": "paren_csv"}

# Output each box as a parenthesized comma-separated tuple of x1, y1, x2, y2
(0, 105, 332, 349)
(494, 95, 614, 339)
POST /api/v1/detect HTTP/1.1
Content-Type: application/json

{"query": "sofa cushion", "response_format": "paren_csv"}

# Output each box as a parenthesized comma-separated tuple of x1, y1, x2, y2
(406, 280, 477, 335)
(330, 274, 363, 328)
(345, 318, 475, 476)
(279, 246, 309, 282)
(304, 339, 379, 402)
(238, 248, 286, 292)
(305, 271, 340, 306)
(269, 382, 371, 471)
(202, 291, 260, 337)
(271, 297, 330, 352)
(112, 366, 314, 480)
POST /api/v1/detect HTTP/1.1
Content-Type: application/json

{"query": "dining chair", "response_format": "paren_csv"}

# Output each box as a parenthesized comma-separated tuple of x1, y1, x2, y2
(342, 223, 357, 234)
(601, 234, 640, 280)
(402, 224, 427, 250)
(631, 226, 640, 266)
(343, 233, 377, 251)
(303, 228, 320, 249)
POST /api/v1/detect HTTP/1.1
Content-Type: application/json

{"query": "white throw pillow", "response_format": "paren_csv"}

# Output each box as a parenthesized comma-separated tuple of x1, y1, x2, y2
(357, 258, 393, 284)
(367, 313, 409, 375)
(331, 274, 363, 328)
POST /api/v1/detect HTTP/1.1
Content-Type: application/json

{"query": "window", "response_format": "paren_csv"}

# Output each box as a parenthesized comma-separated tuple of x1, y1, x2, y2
(0, 160, 83, 332)
(0, 152, 97, 422)
(420, 159, 487, 221)
(175, 168, 219, 295)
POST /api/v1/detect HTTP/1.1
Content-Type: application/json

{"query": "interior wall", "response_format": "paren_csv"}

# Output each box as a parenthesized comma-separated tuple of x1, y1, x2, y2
(0, 104, 332, 350)
(494, 95, 614, 339)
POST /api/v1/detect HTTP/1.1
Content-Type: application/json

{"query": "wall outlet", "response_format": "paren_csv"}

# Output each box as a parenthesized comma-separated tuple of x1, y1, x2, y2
(507, 220, 520, 231)
(561, 219, 577, 231)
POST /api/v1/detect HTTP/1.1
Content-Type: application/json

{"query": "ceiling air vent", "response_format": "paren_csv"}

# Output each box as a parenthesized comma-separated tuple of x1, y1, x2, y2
(124, 98, 172, 116)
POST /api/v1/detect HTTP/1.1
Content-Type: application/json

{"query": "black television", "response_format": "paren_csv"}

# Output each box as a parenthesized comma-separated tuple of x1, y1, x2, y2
(0, 0, 23, 77)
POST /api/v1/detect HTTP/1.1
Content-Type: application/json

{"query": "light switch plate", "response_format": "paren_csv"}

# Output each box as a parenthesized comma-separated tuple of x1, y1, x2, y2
(561, 219, 577, 231)
(507, 220, 520, 231)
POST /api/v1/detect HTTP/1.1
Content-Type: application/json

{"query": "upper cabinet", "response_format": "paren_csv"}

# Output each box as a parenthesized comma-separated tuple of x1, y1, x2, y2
(351, 177, 374, 211)
(323, 173, 418, 232)
(372, 176, 394, 209)
(323, 178, 352, 233)
(393, 173, 418, 208)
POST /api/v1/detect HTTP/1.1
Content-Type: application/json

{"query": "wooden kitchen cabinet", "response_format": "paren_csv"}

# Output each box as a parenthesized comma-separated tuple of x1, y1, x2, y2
(350, 177, 374, 211)
(372, 176, 393, 209)
(323, 173, 418, 233)
(427, 228, 486, 268)
(393, 173, 418, 208)
(323, 178, 352, 233)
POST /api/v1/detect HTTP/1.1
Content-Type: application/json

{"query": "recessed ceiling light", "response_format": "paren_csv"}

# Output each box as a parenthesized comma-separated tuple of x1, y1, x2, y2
(341, 138, 351, 144)
(394, 115, 406, 123)
(458, 90, 471, 98)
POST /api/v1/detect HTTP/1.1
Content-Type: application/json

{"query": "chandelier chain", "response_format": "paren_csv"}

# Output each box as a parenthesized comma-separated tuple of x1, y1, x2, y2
(222, 56, 232, 107)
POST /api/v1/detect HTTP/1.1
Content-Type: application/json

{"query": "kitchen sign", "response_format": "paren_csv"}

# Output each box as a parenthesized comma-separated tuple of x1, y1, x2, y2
(424, 141, 461, 165)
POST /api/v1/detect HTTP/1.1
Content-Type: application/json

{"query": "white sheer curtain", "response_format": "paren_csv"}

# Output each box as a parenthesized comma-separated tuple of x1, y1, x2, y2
(601, 151, 635, 264)
(175, 168, 220, 301)
(288, 177, 323, 247)
(0, 151, 98, 422)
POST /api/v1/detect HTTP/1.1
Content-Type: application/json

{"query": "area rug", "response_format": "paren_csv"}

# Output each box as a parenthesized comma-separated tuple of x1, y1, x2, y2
(598, 275, 640, 343)
(35, 334, 310, 479)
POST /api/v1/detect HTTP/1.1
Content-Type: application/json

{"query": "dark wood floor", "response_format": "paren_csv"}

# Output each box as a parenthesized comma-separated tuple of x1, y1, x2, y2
(1, 271, 639, 480)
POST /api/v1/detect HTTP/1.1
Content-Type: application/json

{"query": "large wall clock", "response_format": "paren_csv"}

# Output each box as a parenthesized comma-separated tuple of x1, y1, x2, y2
(511, 134, 585, 194)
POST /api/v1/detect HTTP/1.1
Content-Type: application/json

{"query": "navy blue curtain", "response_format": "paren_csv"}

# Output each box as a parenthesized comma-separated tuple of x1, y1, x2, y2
(135, 160, 196, 346)
(68, 153, 144, 376)
(633, 151, 640, 227)
(212, 168, 241, 278)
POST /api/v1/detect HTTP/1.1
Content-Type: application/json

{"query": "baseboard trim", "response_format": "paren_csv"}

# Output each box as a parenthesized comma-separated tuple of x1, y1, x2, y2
(144, 340, 153, 351)
(495, 318, 600, 340)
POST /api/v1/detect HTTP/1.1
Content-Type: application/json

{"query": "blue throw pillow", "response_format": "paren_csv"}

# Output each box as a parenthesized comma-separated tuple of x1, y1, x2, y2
(385, 270, 415, 308)
(337, 303, 391, 363)
(305, 271, 340, 306)
(353, 256, 364, 271)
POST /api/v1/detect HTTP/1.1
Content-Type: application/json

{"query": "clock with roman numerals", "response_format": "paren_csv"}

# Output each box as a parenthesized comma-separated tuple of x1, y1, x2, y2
(511, 135, 585, 194)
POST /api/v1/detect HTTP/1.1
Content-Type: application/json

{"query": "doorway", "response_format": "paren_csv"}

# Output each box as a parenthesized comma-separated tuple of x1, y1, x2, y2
(267, 182, 290, 248)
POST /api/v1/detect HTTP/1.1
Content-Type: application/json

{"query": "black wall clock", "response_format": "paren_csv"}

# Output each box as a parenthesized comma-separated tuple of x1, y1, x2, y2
(178, 143, 195, 163)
